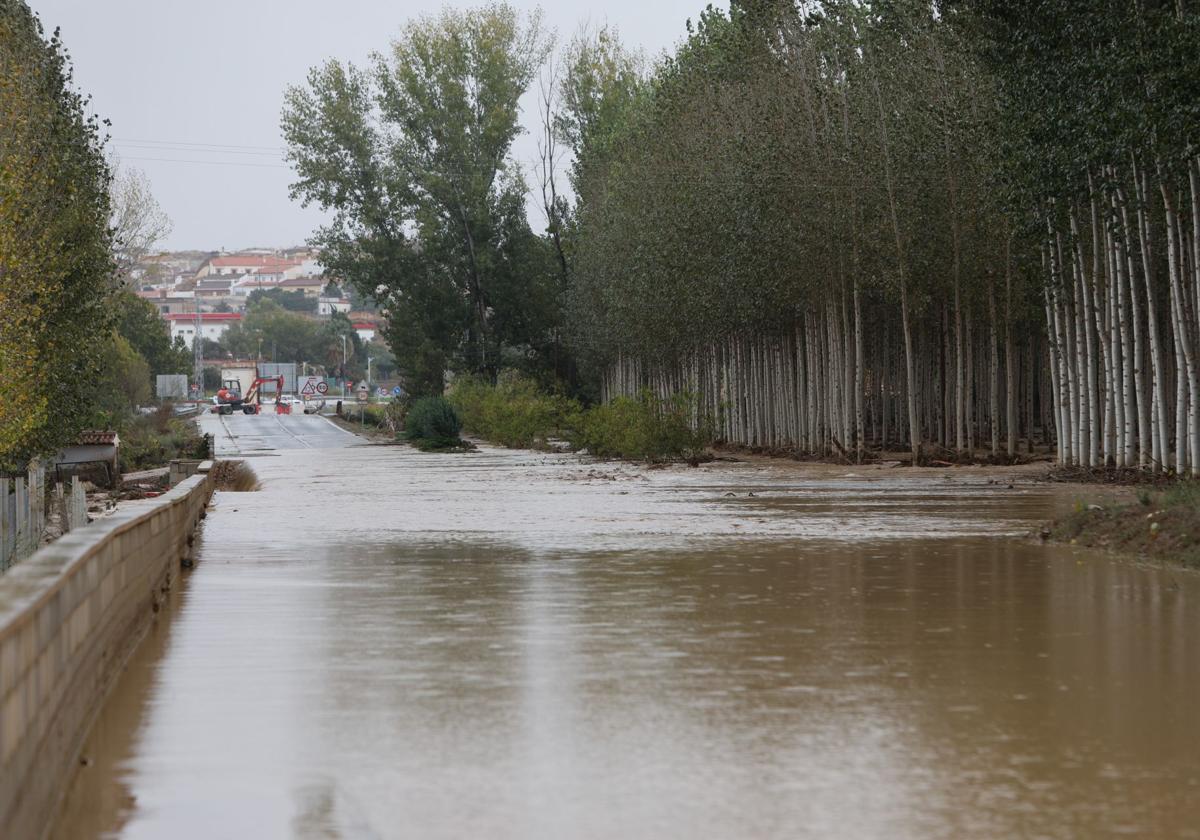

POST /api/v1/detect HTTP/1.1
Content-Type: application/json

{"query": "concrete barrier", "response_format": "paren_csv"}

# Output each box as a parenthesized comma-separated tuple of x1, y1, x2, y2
(0, 466, 214, 840)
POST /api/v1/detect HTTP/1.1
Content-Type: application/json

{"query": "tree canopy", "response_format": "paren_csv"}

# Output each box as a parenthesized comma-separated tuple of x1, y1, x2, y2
(0, 0, 115, 470)
(283, 2, 558, 395)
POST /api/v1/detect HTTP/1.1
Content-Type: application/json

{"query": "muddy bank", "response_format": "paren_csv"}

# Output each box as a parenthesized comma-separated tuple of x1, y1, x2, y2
(1050, 482, 1200, 570)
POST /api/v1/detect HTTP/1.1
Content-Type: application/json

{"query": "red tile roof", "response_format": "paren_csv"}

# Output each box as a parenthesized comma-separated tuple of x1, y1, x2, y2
(78, 430, 119, 445)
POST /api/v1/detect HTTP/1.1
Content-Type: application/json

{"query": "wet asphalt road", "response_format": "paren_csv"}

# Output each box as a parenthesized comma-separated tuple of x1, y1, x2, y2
(198, 410, 358, 456)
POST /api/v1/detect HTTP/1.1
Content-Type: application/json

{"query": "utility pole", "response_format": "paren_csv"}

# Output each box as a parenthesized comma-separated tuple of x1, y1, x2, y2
(341, 334, 347, 398)
(192, 295, 203, 400)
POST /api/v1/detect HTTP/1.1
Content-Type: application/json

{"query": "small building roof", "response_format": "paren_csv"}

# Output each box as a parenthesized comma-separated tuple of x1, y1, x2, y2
(210, 255, 299, 269)
(279, 276, 325, 287)
(78, 430, 120, 445)
(165, 312, 242, 322)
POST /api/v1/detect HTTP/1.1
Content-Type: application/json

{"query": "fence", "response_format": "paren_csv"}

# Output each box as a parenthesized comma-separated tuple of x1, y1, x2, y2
(1, 465, 90, 574)
(155, 374, 189, 399)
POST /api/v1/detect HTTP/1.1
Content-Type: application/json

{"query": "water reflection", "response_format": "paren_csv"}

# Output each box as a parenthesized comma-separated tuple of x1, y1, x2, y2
(52, 447, 1200, 839)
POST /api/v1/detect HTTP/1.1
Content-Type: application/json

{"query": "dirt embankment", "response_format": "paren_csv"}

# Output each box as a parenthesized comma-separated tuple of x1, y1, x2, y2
(1050, 479, 1200, 569)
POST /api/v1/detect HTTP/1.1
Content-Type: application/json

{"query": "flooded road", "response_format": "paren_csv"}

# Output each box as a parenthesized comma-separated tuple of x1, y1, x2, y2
(198, 410, 357, 455)
(54, 444, 1200, 839)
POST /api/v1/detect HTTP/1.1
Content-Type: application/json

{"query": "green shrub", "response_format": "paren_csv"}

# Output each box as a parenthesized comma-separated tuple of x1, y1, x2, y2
(571, 390, 711, 463)
(449, 372, 579, 449)
(404, 396, 465, 451)
(118, 408, 208, 471)
(1164, 480, 1200, 508)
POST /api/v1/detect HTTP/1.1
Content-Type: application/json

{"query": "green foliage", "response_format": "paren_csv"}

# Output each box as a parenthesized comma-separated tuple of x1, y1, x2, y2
(571, 390, 711, 463)
(112, 289, 191, 377)
(282, 3, 560, 395)
(216, 300, 365, 378)
(404, 396, 465, 450)
(202, 366, 222, 391)
(89, 335, 152, 421)
(1163, 481, 1200, 510)
(0, 1, 115, 470)
(246, 287, 318, 313)
(449, 372, 579, 449)
(118, 408, 208, 472)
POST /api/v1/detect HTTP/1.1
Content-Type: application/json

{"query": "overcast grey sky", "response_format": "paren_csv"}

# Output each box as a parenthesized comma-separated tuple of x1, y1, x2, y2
(26, 0, 726, 252)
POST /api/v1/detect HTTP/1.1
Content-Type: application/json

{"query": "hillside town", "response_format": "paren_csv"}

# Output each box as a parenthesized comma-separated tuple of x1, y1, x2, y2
(133, 248, 375, 347)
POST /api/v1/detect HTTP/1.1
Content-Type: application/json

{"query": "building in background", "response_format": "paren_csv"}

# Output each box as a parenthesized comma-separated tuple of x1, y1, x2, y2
(137, 289, 195, 316)
(318, 296, 351, 316)
(166, 312, 242, 348)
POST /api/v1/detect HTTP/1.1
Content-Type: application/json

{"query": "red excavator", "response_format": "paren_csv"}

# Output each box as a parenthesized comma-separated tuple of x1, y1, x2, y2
(212, 375, 290, 415)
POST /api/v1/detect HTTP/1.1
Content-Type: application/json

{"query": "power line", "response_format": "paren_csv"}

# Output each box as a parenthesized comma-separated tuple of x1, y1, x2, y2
(116, 142, 284, 158)
(121, 155, 292, 170)
(114, 137, 286, 153)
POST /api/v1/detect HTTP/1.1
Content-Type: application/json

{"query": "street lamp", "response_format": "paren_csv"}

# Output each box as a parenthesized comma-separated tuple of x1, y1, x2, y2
(340, 334, 347, 398)
(367, 357, 374, 390)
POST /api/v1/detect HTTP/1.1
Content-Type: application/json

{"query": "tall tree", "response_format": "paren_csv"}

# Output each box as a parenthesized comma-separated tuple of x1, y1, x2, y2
(109, 161, 173, 281)
(0, 1, 115, 470)
(283, 3, 554, 394)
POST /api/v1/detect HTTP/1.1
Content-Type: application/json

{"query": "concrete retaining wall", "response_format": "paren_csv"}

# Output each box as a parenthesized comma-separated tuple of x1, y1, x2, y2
(0, 467, 214, 840)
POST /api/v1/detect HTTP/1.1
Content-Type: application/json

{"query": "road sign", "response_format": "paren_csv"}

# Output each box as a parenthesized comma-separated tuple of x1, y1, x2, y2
(356, 383, 369, 404)
(299, 377, 331, 397)
(392, 386, 403, 397)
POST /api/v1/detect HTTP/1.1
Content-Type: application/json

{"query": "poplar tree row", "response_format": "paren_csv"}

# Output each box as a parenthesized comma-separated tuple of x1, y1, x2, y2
(563, 0, 1200, 472)
(979, 0, 1200, 474)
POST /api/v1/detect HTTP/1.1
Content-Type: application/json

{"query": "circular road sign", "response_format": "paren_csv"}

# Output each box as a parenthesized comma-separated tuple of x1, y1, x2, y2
(315, 381, 329, 395)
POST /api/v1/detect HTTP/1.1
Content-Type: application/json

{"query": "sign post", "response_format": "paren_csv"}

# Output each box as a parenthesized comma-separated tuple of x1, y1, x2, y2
(356, 382, 369, 426)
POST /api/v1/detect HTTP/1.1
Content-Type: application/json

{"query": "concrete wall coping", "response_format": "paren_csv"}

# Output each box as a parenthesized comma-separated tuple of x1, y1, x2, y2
(0, 474, 209, 640)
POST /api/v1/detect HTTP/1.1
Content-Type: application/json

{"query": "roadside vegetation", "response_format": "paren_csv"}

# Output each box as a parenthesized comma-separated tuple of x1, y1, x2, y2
(1053, 481, 1200, 569)
(570, 392, 712, 464)
(448, 373, 577, 449)
(446, 373, 712, 463)
(119, 407, 210, 473)
(403, 397, 471, 452)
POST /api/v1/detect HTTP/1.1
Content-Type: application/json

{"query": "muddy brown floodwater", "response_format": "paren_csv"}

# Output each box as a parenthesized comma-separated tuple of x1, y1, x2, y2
(53, 445, 1200, 840)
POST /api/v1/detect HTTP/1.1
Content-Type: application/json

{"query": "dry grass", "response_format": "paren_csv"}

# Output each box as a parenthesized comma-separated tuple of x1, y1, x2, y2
(210, 460, 261, 492)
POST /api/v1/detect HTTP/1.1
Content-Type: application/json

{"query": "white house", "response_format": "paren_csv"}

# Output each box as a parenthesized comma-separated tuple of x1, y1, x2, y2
(166, 312, 242, 348)
(278, 276, 326, 297)
(233, 270, 287, 295)
(283, 257, 325, 279)
(196, 254, 300, 279)
(318, 297, 352, 316)
(352, 322, 377, 342)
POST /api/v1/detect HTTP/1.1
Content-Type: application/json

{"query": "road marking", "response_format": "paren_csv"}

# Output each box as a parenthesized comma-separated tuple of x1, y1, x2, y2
(272, 414, 314, 449)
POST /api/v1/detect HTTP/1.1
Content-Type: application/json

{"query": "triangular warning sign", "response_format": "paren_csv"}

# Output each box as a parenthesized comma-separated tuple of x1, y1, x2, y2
(300, 380, 317, 396)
